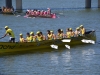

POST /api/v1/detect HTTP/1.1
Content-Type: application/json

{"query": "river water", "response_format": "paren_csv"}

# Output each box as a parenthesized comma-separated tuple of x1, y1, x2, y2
(0, 0, 100, 75)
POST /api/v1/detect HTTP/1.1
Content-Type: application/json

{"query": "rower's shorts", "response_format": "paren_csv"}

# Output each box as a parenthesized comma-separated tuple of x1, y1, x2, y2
(9, 37, 15, 42)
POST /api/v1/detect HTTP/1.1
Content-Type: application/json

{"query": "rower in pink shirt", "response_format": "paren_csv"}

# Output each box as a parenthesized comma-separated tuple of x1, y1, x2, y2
(47, 8, 51, 15)
(44, 11, 47, 16)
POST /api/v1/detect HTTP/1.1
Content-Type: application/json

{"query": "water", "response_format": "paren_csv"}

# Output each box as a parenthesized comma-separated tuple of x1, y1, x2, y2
(0, 0, 100, 75)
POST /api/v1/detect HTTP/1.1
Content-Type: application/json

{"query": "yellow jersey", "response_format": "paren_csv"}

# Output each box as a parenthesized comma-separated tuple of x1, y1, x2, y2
(37, 36, 43, 41)
(20, 38, 24, 42)
(6, 28, 15, 38)
(48, 34, 53, 40)
(81, 28, 85, 35)
(26, 36, 31, 42)
(30, 36, 36, 42)
(66, 32, 71, 38)
(71, 32, 74, 37)
(58, 33, 63, 39)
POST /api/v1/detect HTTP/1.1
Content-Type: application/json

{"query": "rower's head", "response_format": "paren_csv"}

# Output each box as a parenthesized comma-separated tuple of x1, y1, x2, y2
(58, 29, 61, 33)
(19, 33, 23, 37)
(50, 30, 54, 34)
(26, 32, 30, 37)
(61, 29, 63, 33)
(30, 32, 34, 35)
(69, 28, 72, 31)
(66, 28, 69, 31)
(47, 8, 50, 10)
(5, 26, 9, 30)
(40, 32, 43, 35)
(80, 25, 83, 28)
(36, 31, 40, 36)
(76, 27, 80, 30)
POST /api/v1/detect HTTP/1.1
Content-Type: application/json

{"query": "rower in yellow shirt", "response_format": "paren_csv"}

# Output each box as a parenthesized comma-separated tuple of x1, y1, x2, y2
(19, 33, 26, 42)
(66, 28, 74, 38)
(57, 29, 64, 39)
(1, 26, 15, 42)
(26, 32, 31, 42)
(47, 30, 53, 40)
(66, 28, 71, 38)
(35, 31, 43, 41)
(80, 25, 86, 35)
(30, 32, 36, 42)
(50, 30, 56, 40)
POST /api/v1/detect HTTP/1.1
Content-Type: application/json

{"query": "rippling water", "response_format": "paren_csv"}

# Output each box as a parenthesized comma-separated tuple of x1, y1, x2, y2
(0, 0, 100, 75)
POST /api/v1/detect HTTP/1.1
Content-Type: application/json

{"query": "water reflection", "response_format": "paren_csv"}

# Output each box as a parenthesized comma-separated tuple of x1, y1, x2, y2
(62, 51, 71, 63)
(82, 49, 95, 60)
(50, 54, 58, 65)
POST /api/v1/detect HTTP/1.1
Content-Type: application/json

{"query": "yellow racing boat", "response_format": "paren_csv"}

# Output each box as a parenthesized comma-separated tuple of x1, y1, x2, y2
(0, 30, 96, 56)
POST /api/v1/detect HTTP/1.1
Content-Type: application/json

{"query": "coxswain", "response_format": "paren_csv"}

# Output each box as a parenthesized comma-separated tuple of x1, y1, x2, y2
(79, 25, 86, 36)
(26, 32, 31, 42)
(1, 26, 15, 42)
(30, 32, 36, 42)
(19, 33, 26, 42)
(74, 27, 81, 37)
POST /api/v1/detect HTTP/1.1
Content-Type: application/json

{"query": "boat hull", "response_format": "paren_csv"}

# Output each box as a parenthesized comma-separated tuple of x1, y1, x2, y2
(1, 11, 14, 15)
(0, 31, 96, 56)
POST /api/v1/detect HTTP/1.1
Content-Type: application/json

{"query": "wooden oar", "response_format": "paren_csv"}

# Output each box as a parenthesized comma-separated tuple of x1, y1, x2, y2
(0, 37, 3, 39)
(0, 36, 5, 39)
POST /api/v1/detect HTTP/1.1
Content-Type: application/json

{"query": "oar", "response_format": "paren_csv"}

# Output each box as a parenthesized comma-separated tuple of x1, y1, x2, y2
(98, 41, 100, 44)
(0, 37, 3, 39)
(96, 41, 100, 44)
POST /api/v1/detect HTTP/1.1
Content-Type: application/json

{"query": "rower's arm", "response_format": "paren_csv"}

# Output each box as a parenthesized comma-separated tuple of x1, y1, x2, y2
(2, 33, 7, 38)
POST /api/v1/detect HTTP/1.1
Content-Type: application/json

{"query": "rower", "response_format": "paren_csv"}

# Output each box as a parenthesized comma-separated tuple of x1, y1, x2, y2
(57, 29, 64, 39)
(26, 32, 31, 42)
(70, 28, 75, 37)
(2, 6, 5, 12)
(47, 8, 51, 15)
(47, 30, 53, 40)
(40, 32, 46, 40)
(1, 26, 15, 42)
(36, 31, 43, 41)
(80, 25, 86, 36)
(61, 29, 65, 38)
(19, 33, 26, 42)
(30, 32, 36, 42)
(66, 28, 71, 38)
(74, 27, 81, 37)
(50, 30, 56, 40)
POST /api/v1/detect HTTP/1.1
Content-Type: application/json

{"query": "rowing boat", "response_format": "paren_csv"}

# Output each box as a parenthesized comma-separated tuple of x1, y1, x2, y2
(25, 14, 56, 18)
(0, 30, 96, 56)
(1, 11, 14, 14)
